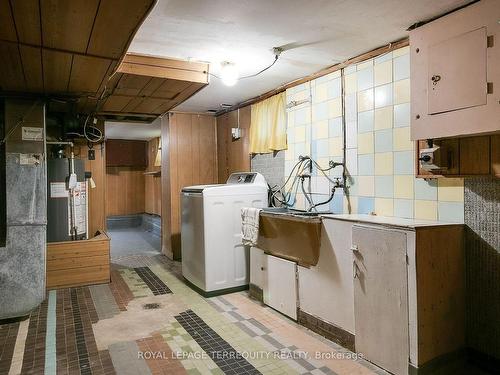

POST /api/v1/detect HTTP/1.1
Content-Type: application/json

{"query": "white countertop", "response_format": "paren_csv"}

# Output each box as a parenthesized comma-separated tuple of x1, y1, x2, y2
(320, 214, 463, 229)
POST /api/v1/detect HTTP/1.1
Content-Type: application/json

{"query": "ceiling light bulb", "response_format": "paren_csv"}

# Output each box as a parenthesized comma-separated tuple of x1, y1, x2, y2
(220, 62, 238, 86)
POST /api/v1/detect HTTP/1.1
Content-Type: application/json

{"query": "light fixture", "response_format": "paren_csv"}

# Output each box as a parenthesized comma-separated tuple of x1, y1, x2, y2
(220, 62, 239, 86)
(215, 47, 283, 87)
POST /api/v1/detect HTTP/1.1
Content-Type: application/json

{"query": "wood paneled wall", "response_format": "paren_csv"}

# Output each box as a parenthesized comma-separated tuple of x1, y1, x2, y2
(106, 166, 145, 216)
(145, 137, 161, 216)
(161, 113, 217, 259)
(216, 106, 251, 182)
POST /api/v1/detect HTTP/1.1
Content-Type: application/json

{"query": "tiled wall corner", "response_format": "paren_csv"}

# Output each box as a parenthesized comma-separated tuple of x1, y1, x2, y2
(284, 46, 465, 222)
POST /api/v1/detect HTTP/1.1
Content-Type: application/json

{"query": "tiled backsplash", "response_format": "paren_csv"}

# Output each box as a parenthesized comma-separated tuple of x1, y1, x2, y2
(250, 151, 285, 189)
(285, 46, 464, 222)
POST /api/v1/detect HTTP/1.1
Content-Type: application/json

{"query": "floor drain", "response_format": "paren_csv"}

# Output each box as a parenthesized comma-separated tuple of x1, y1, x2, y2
(143, 303, 161, 310)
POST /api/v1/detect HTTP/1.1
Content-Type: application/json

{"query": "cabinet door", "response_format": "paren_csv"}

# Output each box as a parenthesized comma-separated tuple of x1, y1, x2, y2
(352, 225, 408, 375)
(250, 247, 266, 290)
(427, 27, 487, 115)
(264, 255, 297, 320)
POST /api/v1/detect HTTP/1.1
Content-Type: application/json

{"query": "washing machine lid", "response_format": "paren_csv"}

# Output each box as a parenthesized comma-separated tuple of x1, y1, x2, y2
(181, 184, 222, 193)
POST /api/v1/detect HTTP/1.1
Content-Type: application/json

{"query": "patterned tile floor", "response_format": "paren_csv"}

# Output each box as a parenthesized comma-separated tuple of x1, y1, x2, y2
(0, 254, 484, 375)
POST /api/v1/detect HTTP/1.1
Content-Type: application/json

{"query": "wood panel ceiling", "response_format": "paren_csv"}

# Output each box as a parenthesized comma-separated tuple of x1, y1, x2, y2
(0, 0, 156, 109)
(79, 53, 209, 118)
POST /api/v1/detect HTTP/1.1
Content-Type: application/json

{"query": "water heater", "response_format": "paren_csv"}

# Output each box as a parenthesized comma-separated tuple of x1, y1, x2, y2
(47, 157, 87, 242)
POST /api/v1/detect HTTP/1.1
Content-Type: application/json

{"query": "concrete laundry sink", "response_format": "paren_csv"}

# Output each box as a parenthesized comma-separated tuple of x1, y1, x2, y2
(257, 209, 322, 267)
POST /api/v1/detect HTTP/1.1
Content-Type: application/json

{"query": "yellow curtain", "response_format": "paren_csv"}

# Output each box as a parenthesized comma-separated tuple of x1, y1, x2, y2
(249, 92, 287, 154)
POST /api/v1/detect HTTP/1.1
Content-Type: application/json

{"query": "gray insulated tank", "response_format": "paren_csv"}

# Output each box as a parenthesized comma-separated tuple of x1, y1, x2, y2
(47, 158, 86, 242)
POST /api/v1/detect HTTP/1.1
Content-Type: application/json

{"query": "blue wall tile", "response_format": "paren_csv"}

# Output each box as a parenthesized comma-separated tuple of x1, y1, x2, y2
(358, 110, 374, 133)
(375, 176, 394, 198)
(375, 129, 393, 153)
(358, 197, 375, 214)
(358, 154, 374, 175)
(415, 179, 437, 200)
(329, 117, 342, 137)
(327, 78, 341, 99)
(393, 151, 414, 175)
(438, 202, 464, 223)
(394, 199, 414, 218)
(329, 192, 344, 214)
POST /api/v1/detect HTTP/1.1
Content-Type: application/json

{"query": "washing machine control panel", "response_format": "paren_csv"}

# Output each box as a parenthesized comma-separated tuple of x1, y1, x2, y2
(227, 172, 256, 184)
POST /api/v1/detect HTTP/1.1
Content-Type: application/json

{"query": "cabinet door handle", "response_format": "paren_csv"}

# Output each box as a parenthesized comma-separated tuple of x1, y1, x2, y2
(431, 74, 441, 85)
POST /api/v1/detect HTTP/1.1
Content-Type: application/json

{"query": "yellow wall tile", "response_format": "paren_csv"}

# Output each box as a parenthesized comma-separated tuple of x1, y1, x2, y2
(393, 46, 410, 57)
(316, 157, 330, 169)
(295, 126, 306, 143)
(304, 143, 311, 155)
(393, 127, 413, 151)
(328, 98, 342, 118)
(357, 89, 374, 112)
(313, 120, 328, 139)
(314, 83, 328, 102)
(358, 132, 374, 154)
(394, 175, 414, 199)
(295, 194, 305, 210)
(375, 198, 394, 216)
(374, 60, 392, 86)
(294, 90, 309, 101)
(357, 59, 373, 71)
(358, 176, 375, 196)
(345, 73, 357, 94)
(344, 195, 357, 214)
(375, 152, 393, 175)
(438, 178, 464, 202)
(330, 70, 341, 79)
(415, 200, 438, 220)
(394, 79, 410, 104)
(287, 111, 295, 127)
(286, 145, 294, 161)
(374, 106, 393, 130)
(329, 137, 343, 157)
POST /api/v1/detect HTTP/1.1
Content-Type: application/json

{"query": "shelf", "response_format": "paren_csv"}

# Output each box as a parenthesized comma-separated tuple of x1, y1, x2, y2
(143, 171, 161, 177)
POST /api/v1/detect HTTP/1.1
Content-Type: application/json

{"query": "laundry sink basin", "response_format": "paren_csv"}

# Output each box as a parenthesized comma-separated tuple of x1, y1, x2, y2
(261, 207, 322, 217)
(257, 210, 322, 267)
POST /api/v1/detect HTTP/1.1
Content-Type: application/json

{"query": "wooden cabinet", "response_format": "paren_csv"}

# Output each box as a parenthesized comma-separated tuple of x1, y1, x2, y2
(351, 220, 464, 374)
(409, 0, 500, 139)
(106, 139, 147, 167)
(47, 232, 110, 289)
(416, 134, 499, 177)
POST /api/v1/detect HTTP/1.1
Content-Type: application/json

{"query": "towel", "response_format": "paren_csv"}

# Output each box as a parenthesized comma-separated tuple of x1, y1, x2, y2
(241, 207, 262, 246)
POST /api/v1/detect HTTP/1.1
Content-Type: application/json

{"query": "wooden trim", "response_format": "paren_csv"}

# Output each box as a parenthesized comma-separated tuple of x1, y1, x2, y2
(216, 38, 409, 115)
(298, 309, 355, 352)
(122, 53, 209, 74)
(117, 62, 208, 84)
(161, 114, 173, 258)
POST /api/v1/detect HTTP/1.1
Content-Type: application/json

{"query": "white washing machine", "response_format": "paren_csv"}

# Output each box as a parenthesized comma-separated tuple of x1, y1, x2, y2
(181, 172, 268, 296)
